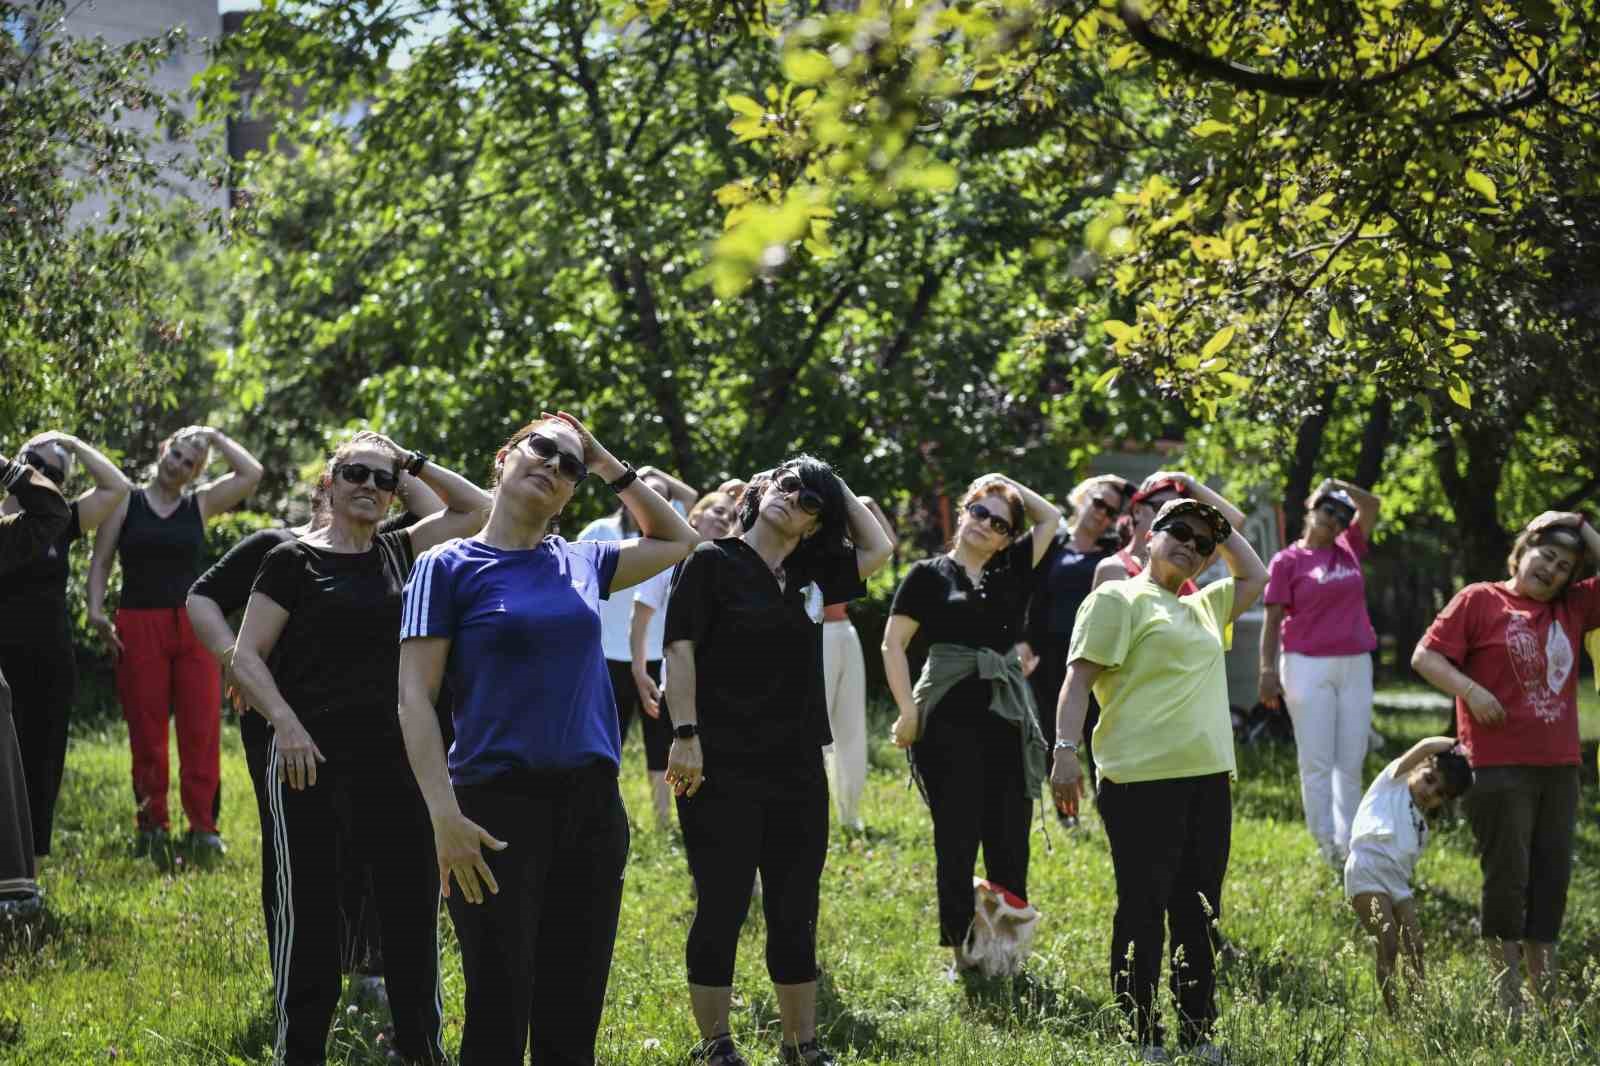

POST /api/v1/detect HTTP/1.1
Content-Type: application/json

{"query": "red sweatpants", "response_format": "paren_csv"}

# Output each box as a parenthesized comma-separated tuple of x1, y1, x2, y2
(115, 608, 221, 833)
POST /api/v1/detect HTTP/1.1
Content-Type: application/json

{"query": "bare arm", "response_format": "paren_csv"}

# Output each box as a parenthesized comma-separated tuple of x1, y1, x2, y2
(837, 484, 895, 580)
(606, 471, 701, 591)
(637, 465, 697, 506)
(403, 456, 493, 554)
(195, 429, 264, 520)
(1395, 736, 1456, 777)
(1002, 476, 1065, 568)
(663, 639, 704, 797)
(1314, 477, 1381, 538)
(1218, 527, 1270, 623)
(87, 494, 128, 658)
(232, 592, 325, 789)
(395, 468, 446, 518)
(1411, 645, 1505, 726)
(1258, 603, 1285, 707)
(881, 614, 922, 746)
(1050, 659, 1107, 811)
(1144, 470, 1247, 530)
(861, 495, 897, 542)
(29, 432, 130, 531)
(629, 601, 662, 718)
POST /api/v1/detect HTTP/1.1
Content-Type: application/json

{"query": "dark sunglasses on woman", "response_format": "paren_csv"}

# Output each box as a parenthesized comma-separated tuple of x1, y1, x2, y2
(335, 462, 400, 492)
(965, 502, 1014, 538)
(1316, 502, 1351, 525)
(21, 451, 66, 486)
(519, 433, 588, 483)
(1089, 496, 1121, 519)
(1160, 522, 1216, 557)
(774, 472, 824, 516)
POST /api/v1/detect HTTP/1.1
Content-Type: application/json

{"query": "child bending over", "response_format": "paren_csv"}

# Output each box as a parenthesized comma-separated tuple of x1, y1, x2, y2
(1344, 736, 1474, 1012)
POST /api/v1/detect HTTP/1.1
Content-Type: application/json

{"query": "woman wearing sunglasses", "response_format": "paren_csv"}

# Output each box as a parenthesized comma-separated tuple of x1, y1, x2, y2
(1257, 478, 1382, 871)
(397, 414, 698, 1066)
(230, 431, 488, 1066)
(1053, 495, 1267, 1061)
(0, 432, 130, 862)
(664, 460, 892, 1066)
(881, 474, 1061, 972)
(86, 425, 262, 863)
(1019, 475, 1128, 804)
(628, 488, 743, 830)
(1411, 512, 1600, 1010)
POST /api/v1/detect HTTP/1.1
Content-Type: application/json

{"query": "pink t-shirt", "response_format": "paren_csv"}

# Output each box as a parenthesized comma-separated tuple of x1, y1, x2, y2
(1264, 523, 1377, 657)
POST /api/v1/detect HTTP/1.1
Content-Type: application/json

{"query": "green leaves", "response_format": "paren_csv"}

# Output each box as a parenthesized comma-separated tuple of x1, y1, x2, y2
(1464, 169, 1498, 205)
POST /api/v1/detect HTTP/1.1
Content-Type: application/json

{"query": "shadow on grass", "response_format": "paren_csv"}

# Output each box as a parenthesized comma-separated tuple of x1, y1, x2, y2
(217, 990, 277, 1064)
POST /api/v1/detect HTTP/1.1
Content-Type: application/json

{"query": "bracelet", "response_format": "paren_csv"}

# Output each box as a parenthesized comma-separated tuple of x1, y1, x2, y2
(607, 462, 638, 493)
(1053, 739, 1079, 752)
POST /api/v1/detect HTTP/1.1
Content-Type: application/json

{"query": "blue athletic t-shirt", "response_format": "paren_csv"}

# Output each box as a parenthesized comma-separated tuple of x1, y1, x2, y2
(400, 535, 622, 784)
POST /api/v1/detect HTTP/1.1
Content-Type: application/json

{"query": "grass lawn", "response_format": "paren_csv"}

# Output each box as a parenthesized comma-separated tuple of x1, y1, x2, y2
(3, 706, 1600, 1065)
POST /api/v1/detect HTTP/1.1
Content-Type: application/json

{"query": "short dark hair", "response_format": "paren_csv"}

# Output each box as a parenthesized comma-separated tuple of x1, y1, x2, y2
(1433, 750, 1474, 800)
(738, 455, 852, 568)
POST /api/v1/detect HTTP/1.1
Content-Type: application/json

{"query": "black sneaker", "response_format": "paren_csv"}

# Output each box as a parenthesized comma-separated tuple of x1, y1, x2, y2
(182, 831, 227, 869)
(689, 1033, 749, 1066)
(781, 1039, 837, 1065)
(136, 829, 174, 870)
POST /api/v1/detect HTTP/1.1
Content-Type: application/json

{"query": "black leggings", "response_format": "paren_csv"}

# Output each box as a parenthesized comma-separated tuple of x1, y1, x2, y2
(679, 755, 829, 986)
(913, 697, 1032, 947)
(0, 639, 75, 856)
(607, 658, 671, 771)
(448, 762, 629, 1066)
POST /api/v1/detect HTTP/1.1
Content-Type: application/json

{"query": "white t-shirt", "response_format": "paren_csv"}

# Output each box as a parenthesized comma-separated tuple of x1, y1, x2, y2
(578, 503, 685, 662)
(1347, 757, 1427, 888)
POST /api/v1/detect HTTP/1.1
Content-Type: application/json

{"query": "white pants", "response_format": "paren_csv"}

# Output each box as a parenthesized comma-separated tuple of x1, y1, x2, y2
(822, 619, 868, 828)
(1281, 651, 1374, 866)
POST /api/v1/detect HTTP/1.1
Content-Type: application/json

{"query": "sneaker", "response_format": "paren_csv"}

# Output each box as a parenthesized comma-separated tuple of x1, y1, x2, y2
(0, 893, 45, 922)
(689, 1033, 749, 1066)
(137, 829, 174, 870)
(1136, 1047, 1171, 1064)
(781, 1039, 837, 1066)
(1185, 1043, 1229, 1065)
(183, 831, 227, 869)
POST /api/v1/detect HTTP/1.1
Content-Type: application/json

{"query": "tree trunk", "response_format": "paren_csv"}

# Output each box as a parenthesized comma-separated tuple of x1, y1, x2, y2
(1431, 411, 1512, 583)
(1282, 384, 1338, 544)
(1353, 393, 1393, 488)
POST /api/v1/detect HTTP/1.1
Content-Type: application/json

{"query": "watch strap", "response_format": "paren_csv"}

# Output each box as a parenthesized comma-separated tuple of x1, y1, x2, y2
(673, 722, 698, 740)
(608, 462, 638, 493)
(405, 451, 429, 477)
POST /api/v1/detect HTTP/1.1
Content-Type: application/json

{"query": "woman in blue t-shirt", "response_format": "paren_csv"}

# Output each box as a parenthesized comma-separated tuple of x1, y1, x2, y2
(397, 412, 700, 1066)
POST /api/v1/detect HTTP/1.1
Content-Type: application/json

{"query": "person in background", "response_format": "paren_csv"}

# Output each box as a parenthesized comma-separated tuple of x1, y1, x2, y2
(1259, 478, 1382, 869)
(883, 473, 1060, 971)
(819, 496, 895, 833)
(1412, 511, 1600, 1010)
(1344, 737, 1474, 1014)
(0, 432, 130, 861)
(666, 460, 892, 1066)
(1053, 494, 1268, 1062)
(579, 467, 697, 797)
(1091, 473, 1245, 593)
(0, 454, 70, 919)
(88, 425, 263, 863)
(399, 413, 699, 1065)
(630, 488, 742, 830)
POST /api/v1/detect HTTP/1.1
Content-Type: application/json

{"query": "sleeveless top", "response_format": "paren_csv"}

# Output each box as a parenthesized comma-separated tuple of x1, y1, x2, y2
(117, 489, 206, 609)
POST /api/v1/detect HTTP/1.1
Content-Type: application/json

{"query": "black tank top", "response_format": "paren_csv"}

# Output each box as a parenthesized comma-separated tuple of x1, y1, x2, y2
(117, 489, 206, 609)
(0, 502, 81, 645)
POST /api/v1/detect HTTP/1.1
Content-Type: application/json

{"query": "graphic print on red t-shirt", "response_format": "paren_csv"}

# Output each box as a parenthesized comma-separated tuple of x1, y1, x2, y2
(1502, 610, 1574, 723)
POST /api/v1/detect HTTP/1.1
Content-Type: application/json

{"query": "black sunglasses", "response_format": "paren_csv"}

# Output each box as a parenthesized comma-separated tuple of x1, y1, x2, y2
(1089, 496, 1122, 519)
(518, 433, 588, 483)
(773, 472, 824, 515)
(1161, 522, 1217, 557)
(1316, 501, 1351, 523)
(335, 462, 400, 492)
(966, 502, 1015, 538)
(21, 451, 66, 486)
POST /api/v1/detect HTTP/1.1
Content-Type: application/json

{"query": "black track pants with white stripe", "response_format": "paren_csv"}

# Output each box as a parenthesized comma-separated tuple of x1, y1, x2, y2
(266, 734, 445, 1066)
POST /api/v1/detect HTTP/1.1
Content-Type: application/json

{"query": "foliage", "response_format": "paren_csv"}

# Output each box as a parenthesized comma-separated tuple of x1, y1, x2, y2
(0, 0, 222, 441)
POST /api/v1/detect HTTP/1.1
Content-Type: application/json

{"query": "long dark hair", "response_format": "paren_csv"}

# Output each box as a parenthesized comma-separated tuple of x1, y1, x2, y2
(738, 454, 852, 570)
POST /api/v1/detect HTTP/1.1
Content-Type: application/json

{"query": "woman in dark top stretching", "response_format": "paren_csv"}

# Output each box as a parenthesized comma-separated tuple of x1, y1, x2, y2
(231, 431, 487, 1066)
(399, 412, 699, 1066)
(0, 432, 130, 860)
(88, 426, 262, 863)
(882, 474, 1061, 969)
(664, 460, 893, 1066)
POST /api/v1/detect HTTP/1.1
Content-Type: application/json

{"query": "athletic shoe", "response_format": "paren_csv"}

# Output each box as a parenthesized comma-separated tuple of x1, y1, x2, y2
(1136, 1046, 1171, 1063)
(136, 829, 174, 871)
(688, 1033, 749, 1066)
(183, 831, 227, 869)
(1185, 1043, 1229, 1064)
(0, 893, 44, 922)
(780, 1039, 837, 1066)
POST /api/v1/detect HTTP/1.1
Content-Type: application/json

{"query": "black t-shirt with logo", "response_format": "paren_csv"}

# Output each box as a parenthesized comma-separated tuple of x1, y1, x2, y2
(0, 502, 81, 646)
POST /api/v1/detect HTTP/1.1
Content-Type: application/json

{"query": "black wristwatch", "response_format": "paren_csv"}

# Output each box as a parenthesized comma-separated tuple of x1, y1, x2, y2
(673, 722, 698, 740)
(405, 451, 429, 477)
(607, 462, 638, 493)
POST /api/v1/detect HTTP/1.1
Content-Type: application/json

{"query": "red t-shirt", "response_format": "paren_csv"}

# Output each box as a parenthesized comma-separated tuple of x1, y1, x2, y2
(1420, 578, 1600, 767)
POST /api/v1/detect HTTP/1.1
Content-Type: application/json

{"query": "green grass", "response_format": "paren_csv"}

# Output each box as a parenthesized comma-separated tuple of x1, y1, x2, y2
(4, 708, 1600, 1065)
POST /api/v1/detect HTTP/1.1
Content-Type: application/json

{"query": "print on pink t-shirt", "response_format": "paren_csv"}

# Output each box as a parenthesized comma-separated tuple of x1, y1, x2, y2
(1264, 523, 1378, 657)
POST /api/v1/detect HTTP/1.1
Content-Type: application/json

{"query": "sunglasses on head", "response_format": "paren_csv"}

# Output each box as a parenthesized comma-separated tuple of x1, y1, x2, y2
(518, 433, 588, 483)
(1161, 522, 1217, 557)
(966, 502, 1015, 538)
(21, 451, 66, 486)
(335, 462, 400, 492)
(773, 472, 824, 515)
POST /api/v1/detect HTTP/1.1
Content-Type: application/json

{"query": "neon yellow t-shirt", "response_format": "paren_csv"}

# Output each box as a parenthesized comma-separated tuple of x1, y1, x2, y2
(1068, 574, 1237, 784)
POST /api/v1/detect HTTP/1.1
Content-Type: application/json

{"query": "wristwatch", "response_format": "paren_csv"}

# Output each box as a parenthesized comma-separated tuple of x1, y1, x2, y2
(405, 451, 429, 477)
(673, 722, 698, 740)
(608, 461, 638, 493)
(1053, 739, 1080, 752)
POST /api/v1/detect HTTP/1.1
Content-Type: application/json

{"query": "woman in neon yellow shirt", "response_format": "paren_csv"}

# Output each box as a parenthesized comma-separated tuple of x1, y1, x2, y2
(1052, 495, 1267, 1063)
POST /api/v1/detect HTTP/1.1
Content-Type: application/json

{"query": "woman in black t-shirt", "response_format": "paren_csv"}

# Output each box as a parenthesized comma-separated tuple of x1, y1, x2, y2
(230, 432, 488, 1066)
(0, 432, 130, 859)
(881, 474, 1061, 969)
(664, 459, 893, 1066)
(87, 425, 263, 862)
